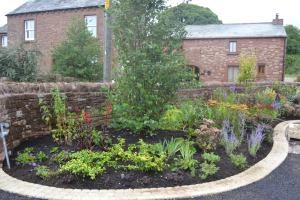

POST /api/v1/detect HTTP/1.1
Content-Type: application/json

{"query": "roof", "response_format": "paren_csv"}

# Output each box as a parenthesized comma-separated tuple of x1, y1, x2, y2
(0, 24, 7, 34)
(185, 23, 287, 39)
(7, 0, 104, 16)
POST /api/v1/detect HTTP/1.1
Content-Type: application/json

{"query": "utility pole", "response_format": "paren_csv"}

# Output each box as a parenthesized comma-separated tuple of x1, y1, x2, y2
(103, 0, 112, 82)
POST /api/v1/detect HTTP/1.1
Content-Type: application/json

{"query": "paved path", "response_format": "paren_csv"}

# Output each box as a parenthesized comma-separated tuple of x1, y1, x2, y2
(0, 141, 299, 200)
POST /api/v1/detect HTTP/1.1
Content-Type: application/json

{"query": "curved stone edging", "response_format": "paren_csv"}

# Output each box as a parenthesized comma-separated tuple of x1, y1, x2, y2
(0, 121, 293, 200)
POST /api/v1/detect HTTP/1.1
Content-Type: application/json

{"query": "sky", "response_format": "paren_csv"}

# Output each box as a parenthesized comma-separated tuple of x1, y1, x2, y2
(0, 0, 299, 28)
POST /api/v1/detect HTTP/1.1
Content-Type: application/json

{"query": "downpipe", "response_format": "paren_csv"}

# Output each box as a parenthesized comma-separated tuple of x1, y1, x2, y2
(0, 122, 10, 169)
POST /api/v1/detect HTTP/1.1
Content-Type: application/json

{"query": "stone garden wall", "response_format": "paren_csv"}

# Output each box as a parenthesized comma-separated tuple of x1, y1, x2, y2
(0, 81, 299, 164)
(0, 82, 111, 164)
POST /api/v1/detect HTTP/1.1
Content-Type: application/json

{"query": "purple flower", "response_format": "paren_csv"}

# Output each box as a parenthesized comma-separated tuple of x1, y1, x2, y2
(223, 92, 228, 101)
(221, 120, 239, 155)
(271, 100, 281, 110)
(31, 162, 37, 168)
(248, 124, 265, 157)
(229, 85, 237, 93)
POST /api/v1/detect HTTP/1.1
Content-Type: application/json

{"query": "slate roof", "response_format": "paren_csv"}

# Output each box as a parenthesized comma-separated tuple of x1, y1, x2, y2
(0, 24, 7, 34)
(186, 23, 287, 39)
(7, 0, 104, 16)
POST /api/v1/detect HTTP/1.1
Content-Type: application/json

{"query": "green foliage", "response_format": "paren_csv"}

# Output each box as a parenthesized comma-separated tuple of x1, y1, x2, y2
(230, 154, 247, 170)
(54, 150, 71, 164)
(174, 140, 198, 176)
(60, 150, 108, 180)
(159, 106, 184, 130)
(109, 0, 188, 134)
(200, 162, 219, 180)
(60, 139, 167, 179)
(202, 152, 220, 164)
(35, 166, 52, 179)
(163, 137, 185, 159)
(36, 151, 48, 163)
(162, 3, 221, 25)
(52, 18, 102, 81)
(50, 147, 60, 154)
(0, 46, 38, 82)
(16, 148, 36, 165)
(285, 54, 300, 75)
(285, 25, 300, 55)
(238, 52, 257, 83)
(39, 99, 52, 130)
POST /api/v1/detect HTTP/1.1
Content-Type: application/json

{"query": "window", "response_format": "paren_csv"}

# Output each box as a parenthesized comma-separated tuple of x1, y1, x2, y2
(228, 65, 239, 82)
(229, 41, 237, 53)
(85, 16, 97, 37)
(1, 35, 7, 47)
(25, 20, 35, 41)
(258, 64, 266, 74)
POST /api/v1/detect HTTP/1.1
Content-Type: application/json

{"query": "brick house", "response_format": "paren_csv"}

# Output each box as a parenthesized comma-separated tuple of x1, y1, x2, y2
(0, 24, 8, 48)
(5, 0, 287, 82)
(183, 15, 287, 82)
(6, 0, 104, 74)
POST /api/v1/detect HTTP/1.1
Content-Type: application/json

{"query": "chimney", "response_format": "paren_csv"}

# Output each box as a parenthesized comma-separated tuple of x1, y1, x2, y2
(272, 13, 283, 25)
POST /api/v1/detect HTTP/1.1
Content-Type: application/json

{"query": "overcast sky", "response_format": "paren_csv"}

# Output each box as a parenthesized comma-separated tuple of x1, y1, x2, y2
(0, 0, 299, 28)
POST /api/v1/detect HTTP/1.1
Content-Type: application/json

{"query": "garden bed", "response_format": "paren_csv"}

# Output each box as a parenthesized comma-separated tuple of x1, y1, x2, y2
(3, 128, 272, 190)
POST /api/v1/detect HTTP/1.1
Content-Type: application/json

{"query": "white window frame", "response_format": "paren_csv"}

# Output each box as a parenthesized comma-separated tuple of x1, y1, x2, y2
(24, 20, 35, 41)
(85, 15, 97, 37)
(229, 41, 237, 53)
(1, 35, 7, 47)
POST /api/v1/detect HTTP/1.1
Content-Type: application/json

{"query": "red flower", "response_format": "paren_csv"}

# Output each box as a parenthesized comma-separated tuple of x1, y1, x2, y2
(83, 111, 92, 124)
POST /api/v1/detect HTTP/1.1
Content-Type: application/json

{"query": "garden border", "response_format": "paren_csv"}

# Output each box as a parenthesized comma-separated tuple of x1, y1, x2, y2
(0, 120, 294, 200)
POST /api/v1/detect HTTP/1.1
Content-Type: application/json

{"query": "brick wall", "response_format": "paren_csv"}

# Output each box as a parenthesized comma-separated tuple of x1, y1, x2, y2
(182, 37, 286, 82)
(7, 7, 104, 74)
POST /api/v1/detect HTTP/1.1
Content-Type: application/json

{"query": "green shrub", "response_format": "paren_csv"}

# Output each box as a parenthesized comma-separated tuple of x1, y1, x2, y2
(0, 46, 38, 82)
(50, 147, 60, 154)
(15, 148, 36, 165)
(35, 166, 52, 179)
(54, 151, 71, 164)
(109, 0, 187, 134)
(52, 18, 102, 81)
(159, 106, 184, 131)
(238, 52, 256, 83)
(202, 152, 220, 164)
(36, 151, 48, 163)
(200, 162, 219, 180)
(230, 154, 247, 170)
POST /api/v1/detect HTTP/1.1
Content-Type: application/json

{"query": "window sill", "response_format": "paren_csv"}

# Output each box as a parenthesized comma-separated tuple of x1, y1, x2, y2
(228, 52, 238, 56)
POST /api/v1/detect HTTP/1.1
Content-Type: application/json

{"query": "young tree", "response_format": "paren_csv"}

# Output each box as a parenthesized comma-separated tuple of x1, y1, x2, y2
(109, 0, 188, 133)
(238, 52, 257, 83)
(285, 25, 300, 55)
(162, 3, 221, 25)
(52, 18, 102, 81)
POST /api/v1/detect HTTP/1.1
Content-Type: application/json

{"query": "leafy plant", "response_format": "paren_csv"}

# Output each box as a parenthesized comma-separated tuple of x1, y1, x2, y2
(174, 140, 198, 176)
(109, 0, 188, 134)
(248, 124, 265, 157)
(54, 150, 71, 164)
(195, 119, 220, 152)
(202, 152, 220, 164)
(220, 120, 240, 155)
(35, 166, 52, 179)
(159, 106, 184, 131)
(238, 52, 256, 83)
(50, 147, 59, 154)
(200, 162, 219, 180)
(230, 154, 247, 170)
(0, 46, 38, 82)
(36, 151, 48, 163)
(163, 137, 185, 159)
(39, 99, 52, 130)
(16, 148, 36, 165)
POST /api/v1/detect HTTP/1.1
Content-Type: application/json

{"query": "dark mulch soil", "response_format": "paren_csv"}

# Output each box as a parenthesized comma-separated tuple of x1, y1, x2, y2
(3, 130, 272, 190)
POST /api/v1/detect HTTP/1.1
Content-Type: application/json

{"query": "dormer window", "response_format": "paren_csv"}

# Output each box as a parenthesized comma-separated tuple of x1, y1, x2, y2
(229, 41, 237, 53)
